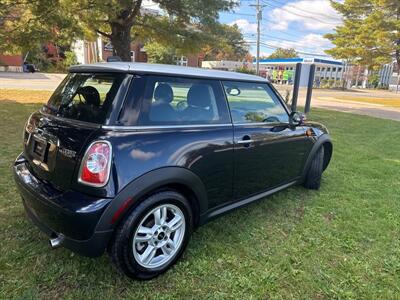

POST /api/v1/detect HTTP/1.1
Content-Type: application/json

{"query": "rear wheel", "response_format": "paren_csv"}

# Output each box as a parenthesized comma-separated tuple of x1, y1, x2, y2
(109, 191, 193, 279)
(303, 146, 324, 190)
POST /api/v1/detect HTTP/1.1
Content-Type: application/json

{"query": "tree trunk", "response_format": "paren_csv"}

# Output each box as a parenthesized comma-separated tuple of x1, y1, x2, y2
(110, 23, 132, 62)
(396, 6, 400, 93)
(355, 66, 360, 88)
(396, 49, 400, 93)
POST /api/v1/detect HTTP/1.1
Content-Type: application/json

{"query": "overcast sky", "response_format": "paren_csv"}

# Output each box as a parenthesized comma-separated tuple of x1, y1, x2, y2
(219, 0, 342, 58)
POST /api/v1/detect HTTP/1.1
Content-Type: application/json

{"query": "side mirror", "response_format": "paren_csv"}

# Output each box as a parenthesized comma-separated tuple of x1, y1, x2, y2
(289, 111, 305, 126)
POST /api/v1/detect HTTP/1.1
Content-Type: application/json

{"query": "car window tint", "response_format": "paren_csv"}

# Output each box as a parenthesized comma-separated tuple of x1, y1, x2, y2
(137, 75, 230, 125)
(45, 73, 125, 124)
(222, 81, 289, 124)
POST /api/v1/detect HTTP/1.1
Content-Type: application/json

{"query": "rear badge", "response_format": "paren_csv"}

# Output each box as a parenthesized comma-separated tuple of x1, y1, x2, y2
(59, 148, 77, 159)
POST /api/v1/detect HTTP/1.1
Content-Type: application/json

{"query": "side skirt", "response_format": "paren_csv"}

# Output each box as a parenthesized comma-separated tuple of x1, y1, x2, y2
(199, 180, 298, 224)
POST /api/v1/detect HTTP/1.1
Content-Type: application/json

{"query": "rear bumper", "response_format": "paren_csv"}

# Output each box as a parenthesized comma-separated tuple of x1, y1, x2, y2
(13, 156, 113, 257)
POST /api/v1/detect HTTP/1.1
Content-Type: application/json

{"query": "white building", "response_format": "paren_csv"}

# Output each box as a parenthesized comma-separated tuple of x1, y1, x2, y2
(202, 60, 250, 71)
(255, 57, 344, 87)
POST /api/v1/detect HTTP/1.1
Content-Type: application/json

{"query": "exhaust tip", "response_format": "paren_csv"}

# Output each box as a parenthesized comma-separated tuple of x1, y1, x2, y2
(49, 234, 64, 249)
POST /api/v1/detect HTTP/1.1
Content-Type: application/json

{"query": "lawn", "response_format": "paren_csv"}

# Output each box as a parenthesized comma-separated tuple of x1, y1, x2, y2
(0, 96, 399, 299)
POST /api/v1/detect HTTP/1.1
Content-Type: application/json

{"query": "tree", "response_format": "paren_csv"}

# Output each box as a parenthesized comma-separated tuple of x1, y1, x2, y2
(1, 0, 237, 62)
(145, 22, 249, 63)
(145, 42, 178, 65)
(0, 1, 83, 55)
(267, 48, 299, 59)
(202, 24, 249, 61)
(325, 0, 400, 71)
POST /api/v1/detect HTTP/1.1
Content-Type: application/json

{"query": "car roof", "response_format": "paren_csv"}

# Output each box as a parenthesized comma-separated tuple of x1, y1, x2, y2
(69, 62, 267, 83)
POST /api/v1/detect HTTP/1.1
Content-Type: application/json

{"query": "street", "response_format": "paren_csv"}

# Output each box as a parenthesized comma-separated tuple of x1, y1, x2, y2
(1, 71, 400, 121)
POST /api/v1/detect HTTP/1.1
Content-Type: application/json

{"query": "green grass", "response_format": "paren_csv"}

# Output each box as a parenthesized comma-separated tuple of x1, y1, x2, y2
(0, 99, 399, 299)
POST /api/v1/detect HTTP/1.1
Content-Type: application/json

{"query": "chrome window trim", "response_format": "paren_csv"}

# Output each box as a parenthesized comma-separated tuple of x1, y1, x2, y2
(234, 122, 290, 127)
(102, 123, 233, 131)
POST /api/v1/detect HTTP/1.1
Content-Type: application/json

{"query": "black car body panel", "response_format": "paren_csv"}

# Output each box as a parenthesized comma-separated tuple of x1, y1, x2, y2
(13, 62, 332, 257)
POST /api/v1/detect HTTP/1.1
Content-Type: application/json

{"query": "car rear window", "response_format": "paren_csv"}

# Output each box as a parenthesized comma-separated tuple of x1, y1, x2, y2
(43, 73, 126, 124)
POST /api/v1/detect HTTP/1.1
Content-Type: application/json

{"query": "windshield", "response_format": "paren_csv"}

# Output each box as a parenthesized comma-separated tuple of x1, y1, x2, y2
(43, 73, 126, 124)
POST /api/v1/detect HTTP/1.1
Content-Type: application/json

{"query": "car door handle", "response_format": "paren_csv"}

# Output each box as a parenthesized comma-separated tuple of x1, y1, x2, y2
(236, 135, 254, 145)
(237, 139, 254, 144)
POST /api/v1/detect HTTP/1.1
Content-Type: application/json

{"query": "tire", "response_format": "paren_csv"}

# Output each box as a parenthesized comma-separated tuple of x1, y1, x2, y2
(109, 190, 193, 279)
(303, 146, 324, 190)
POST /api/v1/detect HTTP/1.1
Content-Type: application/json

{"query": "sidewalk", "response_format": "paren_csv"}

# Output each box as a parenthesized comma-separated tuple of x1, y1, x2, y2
(274, 86, 400, 121)
(303, 96, 400, 121)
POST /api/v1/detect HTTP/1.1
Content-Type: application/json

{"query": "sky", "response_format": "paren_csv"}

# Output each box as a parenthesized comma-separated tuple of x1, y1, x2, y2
(142, 0, 343, 59)
(218, 0, 343, 58)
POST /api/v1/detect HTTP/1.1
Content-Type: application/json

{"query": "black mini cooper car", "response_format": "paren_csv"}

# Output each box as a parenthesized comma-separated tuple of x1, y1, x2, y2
(13, 62, 332, 279)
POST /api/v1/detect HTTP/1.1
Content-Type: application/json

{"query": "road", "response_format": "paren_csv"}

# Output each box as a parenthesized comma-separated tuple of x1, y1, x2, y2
(0, 72, 66, 90)
(1, 72, 400, 121)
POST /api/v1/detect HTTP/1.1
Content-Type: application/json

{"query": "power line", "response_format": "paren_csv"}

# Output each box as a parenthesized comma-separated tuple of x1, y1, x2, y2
(261, 0, 341, 25)
(246, 32, 300, 44)
(244, 39, 331, 57)
(268, 0, 342, 21)
(245, 34, 329, 54)
(222, 11, 254, 17)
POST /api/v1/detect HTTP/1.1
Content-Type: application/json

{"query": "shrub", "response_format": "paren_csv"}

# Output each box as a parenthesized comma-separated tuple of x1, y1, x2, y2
(235, 67, 256, 75)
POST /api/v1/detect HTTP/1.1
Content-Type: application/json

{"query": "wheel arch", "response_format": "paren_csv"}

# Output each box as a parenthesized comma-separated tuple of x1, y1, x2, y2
(96, 167, 207, 232)
(301, 134, 333, 179)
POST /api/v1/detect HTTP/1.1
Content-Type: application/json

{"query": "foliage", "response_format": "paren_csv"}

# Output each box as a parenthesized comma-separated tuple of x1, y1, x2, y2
(268, 48, 299, 59)
(368, 73, 380, 88)
(62, 51, 78, 68)
(235, 66, 256, 75)
(0, 0, 238, 62)
(24, 47, 52, 71)
(137, 19, 249, 63)
(325, 0, 400, 69)
(0, 95, 399, 298)
(0, 0, 83, 55)
(202, 24, 249, 61)
(145, 42, 179, 65)
(23, 47, 77, 73)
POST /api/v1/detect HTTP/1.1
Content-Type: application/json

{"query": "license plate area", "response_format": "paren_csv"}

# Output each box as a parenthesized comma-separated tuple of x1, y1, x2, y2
(32, 136, 49, 162)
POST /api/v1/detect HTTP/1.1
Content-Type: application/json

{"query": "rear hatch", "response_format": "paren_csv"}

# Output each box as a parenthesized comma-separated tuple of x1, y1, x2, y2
(23, 72, 126, 190)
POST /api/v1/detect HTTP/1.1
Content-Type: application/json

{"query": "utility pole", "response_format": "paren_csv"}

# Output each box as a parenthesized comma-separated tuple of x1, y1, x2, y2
(251, 0, 263, 76)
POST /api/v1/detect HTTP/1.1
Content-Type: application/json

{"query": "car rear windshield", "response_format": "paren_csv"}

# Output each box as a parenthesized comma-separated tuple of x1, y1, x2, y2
(43, 73, 126, 124)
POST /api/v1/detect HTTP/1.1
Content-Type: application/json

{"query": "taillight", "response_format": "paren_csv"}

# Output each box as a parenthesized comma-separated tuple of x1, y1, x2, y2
(78, 141, 112, 187)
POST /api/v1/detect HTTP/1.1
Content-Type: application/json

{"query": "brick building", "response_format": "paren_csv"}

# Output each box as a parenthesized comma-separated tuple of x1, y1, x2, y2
(0, 54, 24, 72)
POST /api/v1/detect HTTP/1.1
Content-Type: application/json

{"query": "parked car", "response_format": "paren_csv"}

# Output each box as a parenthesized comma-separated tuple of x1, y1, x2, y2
(23, 61, 36, 73)
(13, 62, 332, 279)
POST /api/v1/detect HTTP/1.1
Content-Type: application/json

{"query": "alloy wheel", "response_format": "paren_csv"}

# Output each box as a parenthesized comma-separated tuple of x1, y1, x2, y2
(132, 204, 186, 269)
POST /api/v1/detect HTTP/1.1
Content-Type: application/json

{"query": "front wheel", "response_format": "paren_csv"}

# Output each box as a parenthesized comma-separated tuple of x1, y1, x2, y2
(109, 191, 193, 279)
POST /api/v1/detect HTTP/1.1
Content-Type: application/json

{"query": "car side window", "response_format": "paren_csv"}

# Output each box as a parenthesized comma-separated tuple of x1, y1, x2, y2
(222, 81, 289, 124)
(137, 75, 230, 125)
